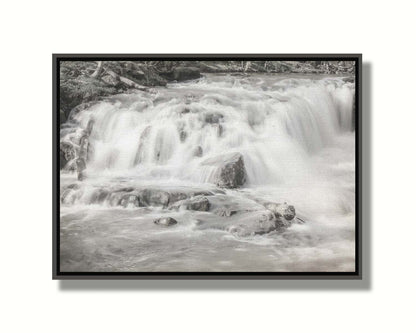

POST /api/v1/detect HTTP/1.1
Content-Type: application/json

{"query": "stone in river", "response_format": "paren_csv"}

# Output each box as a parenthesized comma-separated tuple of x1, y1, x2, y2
(154, 217, 178, 226)
(171, 196, 211, 212)
(202, 152, 247, 188)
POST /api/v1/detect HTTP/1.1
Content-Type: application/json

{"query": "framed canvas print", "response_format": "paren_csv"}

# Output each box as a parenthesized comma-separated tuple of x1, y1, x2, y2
(53, 54, 361, 279)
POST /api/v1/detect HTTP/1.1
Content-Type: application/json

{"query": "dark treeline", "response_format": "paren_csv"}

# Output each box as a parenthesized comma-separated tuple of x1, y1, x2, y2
(60, 60, 354, 120)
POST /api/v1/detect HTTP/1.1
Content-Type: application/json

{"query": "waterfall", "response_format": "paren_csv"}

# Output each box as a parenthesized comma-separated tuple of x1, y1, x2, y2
(63, 74, 354, 188)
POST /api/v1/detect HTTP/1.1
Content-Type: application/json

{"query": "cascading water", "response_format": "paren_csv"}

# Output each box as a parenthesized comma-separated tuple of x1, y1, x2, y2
(60, 73, 356, 272)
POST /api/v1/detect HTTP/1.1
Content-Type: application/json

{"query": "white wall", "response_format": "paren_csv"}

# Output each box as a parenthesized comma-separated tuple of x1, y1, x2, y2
(1, 1, 415, 332)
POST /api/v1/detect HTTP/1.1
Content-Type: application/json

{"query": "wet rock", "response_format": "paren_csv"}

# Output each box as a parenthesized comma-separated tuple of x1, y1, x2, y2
(194, 194, 296, 236)
(108, 192, 126, 207)
(77, 171, 86, 181)
(199, 209, 277, 236)
(139, 189, 170, 207)
(187, 196, 211, 211)
(255, 210, 285, 234)
(92, 189, 109, 204)
(115, 187, 135, 193)
(179, 130, 187, 142)
(154, 217, 178, 226)
(76, 158, 86, 181)
(134, 126, 151, 165)
(119, 194, 141, 208)
(76, 157, 86, 171)
(78, 125, 94, 161)
(60, 188, 78, 205)
(264, 202, 296, 221)
(203, 153, 247, 188)
(60, 183, 85, 205)
(214, 208, 238, 217)
(60, 141, 76, 169)
(168, 192, 188, 204)
(86, 119, 94, 136)
(171, 196, 211, 211)
(172, 67, 201, 81)
(217, 153, 246, 188)
(79, 135, 89, 161)
(192, 190, 215, 196)
(193, 146, 203, 157)
(60, 189, 71, 203)
(205, 112, 224, 124)
(233, 210, 282, 235)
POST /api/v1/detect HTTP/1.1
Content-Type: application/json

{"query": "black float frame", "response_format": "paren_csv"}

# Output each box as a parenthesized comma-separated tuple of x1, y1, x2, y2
(53, 54, 362, 280)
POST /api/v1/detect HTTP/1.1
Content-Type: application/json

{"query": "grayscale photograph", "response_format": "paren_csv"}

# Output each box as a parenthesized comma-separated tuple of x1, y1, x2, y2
(57, 58, 358, 274)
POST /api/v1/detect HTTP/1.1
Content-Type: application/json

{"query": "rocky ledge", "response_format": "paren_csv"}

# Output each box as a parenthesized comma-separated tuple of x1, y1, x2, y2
(60, 183, 303, 236)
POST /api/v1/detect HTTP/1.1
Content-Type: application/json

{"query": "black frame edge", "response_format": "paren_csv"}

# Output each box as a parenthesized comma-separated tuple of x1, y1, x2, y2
(53, 54, 362, 280)
(53, 54, 58, 279)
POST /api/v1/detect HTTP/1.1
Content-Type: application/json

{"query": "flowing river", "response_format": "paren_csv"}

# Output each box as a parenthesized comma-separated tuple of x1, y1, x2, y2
(60, 73, 356, 272)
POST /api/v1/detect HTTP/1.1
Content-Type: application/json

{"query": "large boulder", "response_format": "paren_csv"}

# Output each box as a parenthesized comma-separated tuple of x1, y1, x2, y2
(221, 208, 296, 236)
(202, 153, 247, 188)
(195, 209, 279, 236)
(226, 210, 277, 236)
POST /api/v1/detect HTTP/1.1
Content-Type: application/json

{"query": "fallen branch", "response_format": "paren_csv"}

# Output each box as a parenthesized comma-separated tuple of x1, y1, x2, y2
(104, 68, 149, 92)
(90, 61, 103, 79)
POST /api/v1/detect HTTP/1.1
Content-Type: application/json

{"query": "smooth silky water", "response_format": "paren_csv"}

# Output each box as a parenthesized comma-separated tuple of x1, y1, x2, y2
(60, 73, 355, 272)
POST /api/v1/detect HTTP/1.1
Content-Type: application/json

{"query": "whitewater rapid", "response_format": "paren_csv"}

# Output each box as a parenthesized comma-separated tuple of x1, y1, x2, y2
(60, 73, 355, 272)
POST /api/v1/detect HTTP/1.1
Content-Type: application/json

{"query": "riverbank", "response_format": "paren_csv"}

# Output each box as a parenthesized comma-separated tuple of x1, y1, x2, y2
(59, 60, 355, 122)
